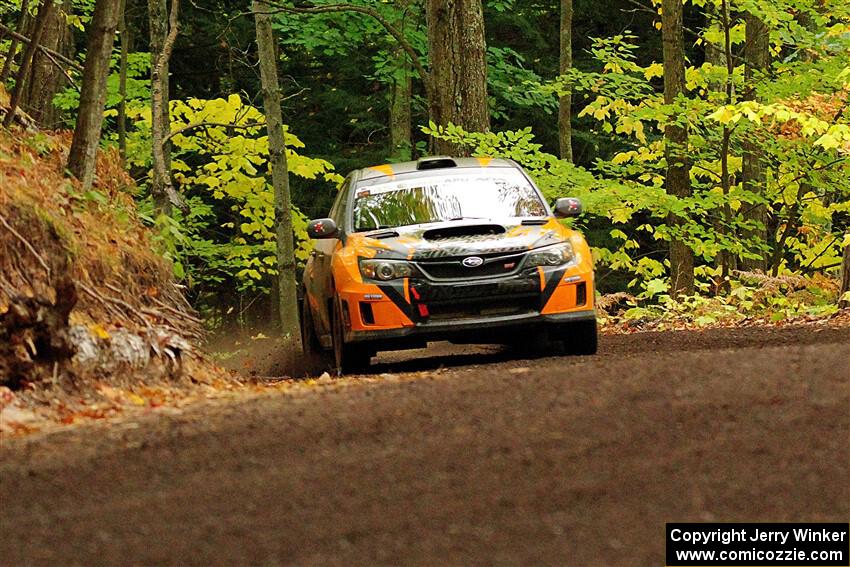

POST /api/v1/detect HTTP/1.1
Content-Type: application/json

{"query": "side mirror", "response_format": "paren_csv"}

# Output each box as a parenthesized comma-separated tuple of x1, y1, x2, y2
(554, 197, 583, 218)
(306, 218, 339, 239)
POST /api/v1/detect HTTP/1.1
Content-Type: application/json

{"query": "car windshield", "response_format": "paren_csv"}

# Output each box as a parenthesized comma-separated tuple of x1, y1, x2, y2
(352, 169, 547, 232)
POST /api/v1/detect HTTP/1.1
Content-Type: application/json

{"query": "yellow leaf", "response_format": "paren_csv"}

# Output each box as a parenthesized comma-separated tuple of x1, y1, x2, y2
(90, 324, 110, 340)
(710, 106, 737, 125)
(815, 133, 840, 150)
(612, 151, 634, 165)
(127, 393, 146, 406)
(643, 62, 664, 80)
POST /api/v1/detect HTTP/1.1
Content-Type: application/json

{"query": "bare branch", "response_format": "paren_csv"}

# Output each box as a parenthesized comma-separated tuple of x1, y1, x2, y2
(252, 0, 432, 102)
(0, 22, 83, 72)
(0, 213, 51, 276)
(40, 48, 80, 91)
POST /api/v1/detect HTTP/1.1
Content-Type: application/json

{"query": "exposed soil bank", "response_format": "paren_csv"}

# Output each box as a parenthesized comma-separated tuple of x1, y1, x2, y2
(1, 325, 848, 566)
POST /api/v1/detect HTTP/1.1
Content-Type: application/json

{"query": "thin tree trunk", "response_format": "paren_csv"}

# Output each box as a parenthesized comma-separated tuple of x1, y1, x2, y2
(20, 1, 70, 127)
(389, 54, 413, 160)
(558, 0, 573, 162)
(117, 0, 129, 166)
(3, 0, 53, 128)
(388, 0, 413, 161)
(718, 0, 736, 291)
(66, 0, 121, 189)
(661, 0, 694, 298)
(740, 13, 770, 271)
(148, 0, 175, 213)
(770, 183, 807, 275)
(425, 0, 489, 156)
(704, 2, 727, 274)
(0, 0, 30, 83)
(704, 2, 726, 92)
(839, 241, 850, 309)
(252, 0, 303, 354)
(149, 0, 184, 213)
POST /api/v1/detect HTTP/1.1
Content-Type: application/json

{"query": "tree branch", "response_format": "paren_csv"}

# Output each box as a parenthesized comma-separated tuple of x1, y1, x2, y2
(252, 0, 432, 102)
(0, 212, 51, 276)
(0, 22, 83, 72)
(41, 48, 80, 91)
(163, 120, 265, 144)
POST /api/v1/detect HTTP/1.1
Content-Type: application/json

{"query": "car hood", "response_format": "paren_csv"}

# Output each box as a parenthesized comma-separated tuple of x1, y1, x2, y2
(350, 219, 572, 261)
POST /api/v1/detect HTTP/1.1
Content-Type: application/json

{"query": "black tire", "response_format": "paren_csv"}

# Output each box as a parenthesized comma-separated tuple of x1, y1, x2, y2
(301, 298, 322, 356)
(331, 297, 372, 374)
(302, 297, 334, 373)
(557, 319, 598, 356)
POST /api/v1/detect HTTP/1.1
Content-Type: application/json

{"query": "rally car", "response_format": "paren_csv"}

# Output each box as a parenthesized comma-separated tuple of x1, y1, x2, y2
(301, 156, 597, 373)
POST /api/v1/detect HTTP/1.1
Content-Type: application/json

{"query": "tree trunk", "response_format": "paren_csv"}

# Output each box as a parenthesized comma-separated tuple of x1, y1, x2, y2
(558, 0, 573, 162)
(389, 55, 413, 161)
(740, 13, 770, 272)
(717, 0, 736, 291)
(252, 0, 303, 355)
(704, 2, 727, 274)
(149, 0, 174, 213)
(20, 1, 71, 128)
(66, 0, 121, 190)
(661, 0, 694, 297)
(839, 241, 850, 309)
(3, 0, 53, 128)
(0, 0, 30, 83)
(117, 0, 130, 166)
(149, 0, 184, 214)
(425, 0, 489, 156)
(388, 0, 413, 161)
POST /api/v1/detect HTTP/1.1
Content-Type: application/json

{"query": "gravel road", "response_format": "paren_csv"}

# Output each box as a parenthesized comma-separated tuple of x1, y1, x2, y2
(1, 325, 848, 566)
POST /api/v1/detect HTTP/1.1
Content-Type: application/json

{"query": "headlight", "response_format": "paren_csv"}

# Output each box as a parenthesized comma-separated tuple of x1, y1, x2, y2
(359, 259, 416, 281)
(526, 242, 576, 268)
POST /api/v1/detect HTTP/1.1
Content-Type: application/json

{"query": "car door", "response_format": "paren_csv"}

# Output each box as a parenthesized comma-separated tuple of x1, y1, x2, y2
(308, 178, 351, 338)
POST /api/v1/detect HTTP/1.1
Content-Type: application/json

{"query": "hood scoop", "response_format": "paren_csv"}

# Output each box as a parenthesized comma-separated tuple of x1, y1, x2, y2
(364, 229, 400, 239)
(423, 224, 506, 241)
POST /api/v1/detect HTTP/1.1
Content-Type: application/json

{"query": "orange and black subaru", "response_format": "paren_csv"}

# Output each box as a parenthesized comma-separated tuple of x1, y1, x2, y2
(301, 157, 597, 373)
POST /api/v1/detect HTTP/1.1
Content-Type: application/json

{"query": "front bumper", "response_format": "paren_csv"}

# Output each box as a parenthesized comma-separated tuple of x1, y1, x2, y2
(347, 308, 597, 344)
(339, 265, 595, 346)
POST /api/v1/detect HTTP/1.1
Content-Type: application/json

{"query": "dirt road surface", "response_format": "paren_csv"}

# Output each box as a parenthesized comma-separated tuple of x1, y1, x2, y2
(1, 326, 848, 566)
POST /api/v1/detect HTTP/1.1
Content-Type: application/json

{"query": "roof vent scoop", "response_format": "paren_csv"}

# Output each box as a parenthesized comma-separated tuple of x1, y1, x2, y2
(417, 156, 457, 170)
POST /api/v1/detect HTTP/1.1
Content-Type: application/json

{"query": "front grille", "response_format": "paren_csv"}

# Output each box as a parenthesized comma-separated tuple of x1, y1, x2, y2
(427, 295, 539, 321)
(411, 277, 539, 303)
(416, 252, 526, 280)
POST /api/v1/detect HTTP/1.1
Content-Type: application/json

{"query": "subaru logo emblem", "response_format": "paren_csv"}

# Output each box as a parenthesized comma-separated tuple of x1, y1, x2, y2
(462, 256, 484, 268)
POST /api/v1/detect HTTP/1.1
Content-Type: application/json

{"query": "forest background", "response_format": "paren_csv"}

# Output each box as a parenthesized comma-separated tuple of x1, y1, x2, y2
(1, 0, 849, 342)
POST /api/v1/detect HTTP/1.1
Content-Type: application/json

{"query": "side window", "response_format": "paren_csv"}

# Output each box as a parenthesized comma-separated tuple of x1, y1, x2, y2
(329, 178, 351, 227)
